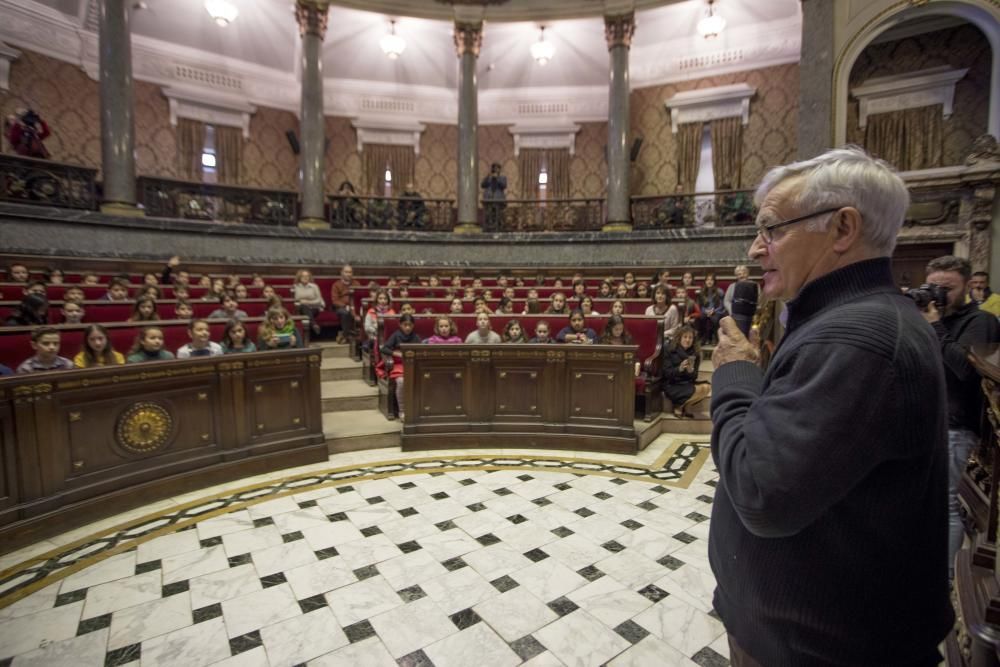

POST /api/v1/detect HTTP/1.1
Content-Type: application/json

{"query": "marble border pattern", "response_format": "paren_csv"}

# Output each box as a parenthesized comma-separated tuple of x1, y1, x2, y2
(0, 441, 709, 610)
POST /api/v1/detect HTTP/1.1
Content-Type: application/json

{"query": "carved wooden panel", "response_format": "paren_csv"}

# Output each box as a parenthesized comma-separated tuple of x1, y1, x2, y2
(415, 366, 467, 420)
(493, 366, 543, 421)
(0, 400, 16, 524)
(246, 373, 307, 440)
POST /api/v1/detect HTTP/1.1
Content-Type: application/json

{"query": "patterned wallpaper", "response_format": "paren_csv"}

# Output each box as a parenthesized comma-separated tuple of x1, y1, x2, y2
(479, 125, 518, 197)
(325, 115, 363, 194)
(241, 106, 299, 191)
(630, 63, 800, 195)
(846, 24, 990, 167)
(570, 121, 608, 199)
(417, 123, 458, 200)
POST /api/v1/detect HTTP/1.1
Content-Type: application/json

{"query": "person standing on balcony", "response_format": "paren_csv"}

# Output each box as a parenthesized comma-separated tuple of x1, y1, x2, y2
(481, 162, 507, 231)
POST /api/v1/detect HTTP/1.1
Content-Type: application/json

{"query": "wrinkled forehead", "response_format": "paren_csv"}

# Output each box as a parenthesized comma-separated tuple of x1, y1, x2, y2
(757, 177, 805, 222)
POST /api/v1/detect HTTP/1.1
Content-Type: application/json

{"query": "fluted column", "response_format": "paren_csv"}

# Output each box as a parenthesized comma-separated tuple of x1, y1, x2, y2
(453, 21, 483, 234)
(798, 0, 835, 158)
(98, 0, 142, 216)
(603, 12, 634, 232)
(296, 0, 330, 229)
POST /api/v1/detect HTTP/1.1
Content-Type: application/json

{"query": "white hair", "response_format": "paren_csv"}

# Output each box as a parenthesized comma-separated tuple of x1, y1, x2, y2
(754, 146, 909, 255)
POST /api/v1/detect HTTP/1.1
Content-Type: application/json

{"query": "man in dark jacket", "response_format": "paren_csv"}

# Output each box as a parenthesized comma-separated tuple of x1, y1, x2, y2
(924, 255, 1000, 576)
(710, 147, 953, 666)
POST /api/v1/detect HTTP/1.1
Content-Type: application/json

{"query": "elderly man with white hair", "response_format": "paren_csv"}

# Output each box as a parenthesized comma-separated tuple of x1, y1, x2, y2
(709, 147, 953, 666)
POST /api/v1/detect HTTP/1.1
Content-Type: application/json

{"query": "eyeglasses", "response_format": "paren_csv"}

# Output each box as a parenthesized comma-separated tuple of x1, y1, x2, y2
(755, 207, 842, 244)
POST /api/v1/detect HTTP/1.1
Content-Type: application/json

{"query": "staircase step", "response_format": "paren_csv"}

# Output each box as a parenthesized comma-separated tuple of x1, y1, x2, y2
(321, 379, 378, 411)
(311, 341, 351, 359)
(323, 409, 400, 452)
(656, 413, 713, 435)
(321, 356, 362, 382)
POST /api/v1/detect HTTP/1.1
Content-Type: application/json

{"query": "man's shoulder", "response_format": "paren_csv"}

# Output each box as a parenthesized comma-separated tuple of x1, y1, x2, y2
(797, 291, 930, 358)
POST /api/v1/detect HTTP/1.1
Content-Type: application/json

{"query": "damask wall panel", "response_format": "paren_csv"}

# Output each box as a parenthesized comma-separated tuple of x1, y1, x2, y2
(325, 116, 363, 193)
(134, 80, 177, 179)
(570, 121, 607, 199)
(479, 125, 519, 198)
(846, 24, 990, 167)
(242, 106, 299, 191)
(630, 63, 800, 195)
(417, 123, 458, 200)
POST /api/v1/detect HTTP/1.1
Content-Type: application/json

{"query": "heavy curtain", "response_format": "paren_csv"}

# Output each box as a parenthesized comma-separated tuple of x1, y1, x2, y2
(675, 122, 703, 192)
(710, 116, 743, 190)
(215, 125, 243, 185)
(519, 148, 570, 198)
(363, 144, 415, 195)
(864, 104, 943, 171)
(177, 118, 205, 182)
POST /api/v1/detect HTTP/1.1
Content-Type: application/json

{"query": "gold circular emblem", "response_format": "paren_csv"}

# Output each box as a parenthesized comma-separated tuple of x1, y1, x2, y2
(116, 402, 172, 454)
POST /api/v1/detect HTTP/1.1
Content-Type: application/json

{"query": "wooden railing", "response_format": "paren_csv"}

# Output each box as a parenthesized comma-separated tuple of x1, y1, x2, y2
(137, 176, 299, 225)
(328, 193, 457, 231)
(631, 189, 755, 229)
(0, 153, 97, 210)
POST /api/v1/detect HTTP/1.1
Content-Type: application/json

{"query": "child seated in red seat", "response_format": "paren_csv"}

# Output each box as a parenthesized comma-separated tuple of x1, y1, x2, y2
(258, 307, 300, 350)
(528, 320, 552, 343)
(465, 311, 501, 343)
(74, 324, 124, 368)
(556, 309, 597, 344)
(222, 319, 257, 354)
(502, 319, 526, 343)
(127, 326, 175, 363)
(17, 327, 74, 373)
(600, 314, 640, 376)
(177, 318, 224, 358)
(426, 316, 462, 344)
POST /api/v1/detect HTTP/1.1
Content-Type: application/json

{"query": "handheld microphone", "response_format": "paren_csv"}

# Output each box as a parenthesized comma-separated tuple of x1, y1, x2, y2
(731, 281, 758, 339)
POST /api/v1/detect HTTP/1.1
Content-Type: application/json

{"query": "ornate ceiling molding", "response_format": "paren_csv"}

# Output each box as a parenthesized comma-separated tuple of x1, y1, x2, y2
(162, 86, 257, 138)
(850, 65, 968, 129)
(664, 83, 756, 133)
(351, 117, 427, 154)
(508, 122, 582, 156)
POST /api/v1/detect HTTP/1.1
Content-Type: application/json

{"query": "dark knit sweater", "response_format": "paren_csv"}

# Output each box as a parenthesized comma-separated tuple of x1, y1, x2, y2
(709, 258, 953, 666)
(932, 301, 1000, 434)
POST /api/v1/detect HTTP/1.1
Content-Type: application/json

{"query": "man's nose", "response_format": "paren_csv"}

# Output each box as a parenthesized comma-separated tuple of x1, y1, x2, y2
(748, 234, 766, 260)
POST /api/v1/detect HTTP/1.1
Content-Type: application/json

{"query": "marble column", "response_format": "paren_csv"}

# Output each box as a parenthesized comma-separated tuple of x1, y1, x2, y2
(296, 0, 330, 229)
(797, 0, 835, 159)
(603, 12, 634, 232)
(98, 0, 142, 216)
(453, 21, 483, 234)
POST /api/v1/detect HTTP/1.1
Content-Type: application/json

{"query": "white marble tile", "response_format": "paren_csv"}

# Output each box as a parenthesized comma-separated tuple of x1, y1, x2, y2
(221, 525, 285, 558)
(0, 540, 59, 573)
(613, 526, 682, 561)
(246, 496, 300, 520)
(414, 499, 473, 525)
(567, 514, 629, 545)
(354, 478, 401, 498)
(139, 615, 231, 667)
(509, 558, 588, 603)
(534, 609, 632, 667)
(336, 535, 403, 570)
(250, 540, 317, 577)
(493, 522, 559, 552)
(640, 509, 697, 537)
(482, 494, 537, 518)
(301, 521, 365, 551)
(595, 550, 668, 591)
(324, 575, 403, 627)
(566, 576, 653, 629)
(0, 601, 84, 659)
(612, 482, 661, 506)
(9, 625, 108, 667)
(463, 543, 532, 582)
(135, 530, 201, 564)
(509, 479, 562, 502)
(188, 563, 262, 610)
(415, 529, 481, 562)
(452, 509, 510, 538)
(283, 556, 356, 600)
(259, 607, 349, 667)
(270, 507, 333, 534)
(672, 540, 712, 574)
(542, 535, 612, 571)
(520, 504, 583, 532)
(161, 545, 229, 585)
(521, 650, 568, 666)
(221, 583, 301, 638)
(409, 475, 462, 495)
(344, 505, 399, 529)
(382, 488, 437, 511)
(376, 549, 448, 591)
(378, 515, 439, 544)
(207, 646, 269, 667)
(607, 634, 699, 667)
(568, 476, 618, 495)
(0, 582, 59, 621)
(368, 596, 456, 658)
(655, 565, 717, 614)
(633, 593, 726, 657)
(308, 636, 397, 667)
(107, 591, 192, 650)
(60, 551, 136, 593)
(472, 587, 558, 643)
(421, 566, 499, 616)
(589, 498, 646, 523)
(425, 621, 521, 667)
(708, 633, 730, 659)
(315, 490, 369, 514)
(81, 570, 162, 619)
(547, 488, 598, 512)
(290, 484, 341, 504)
(195, 510, 254, 541)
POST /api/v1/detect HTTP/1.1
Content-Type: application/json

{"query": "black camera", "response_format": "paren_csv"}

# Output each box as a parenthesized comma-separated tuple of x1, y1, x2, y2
(21, 110, 40, 127)
(906, 283, 949, 311)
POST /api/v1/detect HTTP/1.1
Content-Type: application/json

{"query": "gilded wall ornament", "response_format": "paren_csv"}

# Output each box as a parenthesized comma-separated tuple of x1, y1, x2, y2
(116, 401, 173, 454)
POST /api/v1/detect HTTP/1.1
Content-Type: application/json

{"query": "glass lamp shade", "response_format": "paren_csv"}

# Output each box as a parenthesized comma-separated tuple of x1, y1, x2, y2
(531, 36, 555, 66)
(380, 32, 406, 59)
(697, 11, 726, 39)
(204, 0, 238, 27)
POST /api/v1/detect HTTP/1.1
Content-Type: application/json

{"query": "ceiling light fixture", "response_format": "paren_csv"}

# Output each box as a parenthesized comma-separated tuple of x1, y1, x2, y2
(204, 0, 238, 27)
(697, 0, 726, 39)
(531, 26, 555, 66)
(380, 20, 406, 60)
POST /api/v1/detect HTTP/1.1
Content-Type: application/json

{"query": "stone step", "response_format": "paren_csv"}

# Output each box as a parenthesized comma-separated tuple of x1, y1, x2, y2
(311, 341, 351, 359)
(321, 356, 362, 382)
(658, 412, 712, 435)
(321, 379, 378, 412)
(323, 409, 400, 453)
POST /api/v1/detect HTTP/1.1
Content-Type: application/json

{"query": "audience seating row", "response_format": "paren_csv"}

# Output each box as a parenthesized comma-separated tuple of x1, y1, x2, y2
(0, 299, 277, 324)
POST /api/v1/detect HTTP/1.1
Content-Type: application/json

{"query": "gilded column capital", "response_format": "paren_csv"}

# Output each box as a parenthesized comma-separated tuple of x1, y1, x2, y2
(604, 12, 635, 50)
(454, 21, 483, 58)
(296, 0, 330, 40)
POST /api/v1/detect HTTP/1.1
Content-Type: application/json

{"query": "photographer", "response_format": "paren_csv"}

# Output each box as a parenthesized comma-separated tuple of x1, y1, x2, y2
(922, 255, 1000, 576)
(480, 162, 507, 231)
(4, 108, 50, 159)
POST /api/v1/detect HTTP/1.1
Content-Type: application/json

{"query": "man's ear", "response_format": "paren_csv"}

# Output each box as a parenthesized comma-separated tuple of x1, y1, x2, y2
(831, 207, 863, 253)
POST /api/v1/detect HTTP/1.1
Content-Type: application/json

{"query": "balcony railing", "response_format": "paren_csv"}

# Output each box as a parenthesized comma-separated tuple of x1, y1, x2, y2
(631, 189, 755, 230)
(328, 193, 457, 231)
(137, 176, 298, 226)
(487, 197, 607, 232)
(0, 153, 97, 210)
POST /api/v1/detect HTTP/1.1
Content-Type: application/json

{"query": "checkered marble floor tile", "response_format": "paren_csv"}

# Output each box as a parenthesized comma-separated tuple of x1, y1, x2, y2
(0, 447, 729, 666)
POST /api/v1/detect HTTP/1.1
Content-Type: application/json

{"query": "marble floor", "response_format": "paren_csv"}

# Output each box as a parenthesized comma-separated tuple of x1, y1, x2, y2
(0, 435, 728, 667)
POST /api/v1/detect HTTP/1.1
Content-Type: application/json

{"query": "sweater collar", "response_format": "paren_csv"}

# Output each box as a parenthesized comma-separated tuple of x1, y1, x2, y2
(784, 257, 899, 330)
